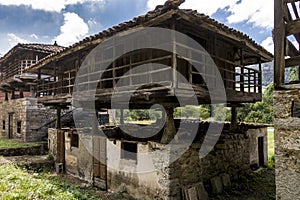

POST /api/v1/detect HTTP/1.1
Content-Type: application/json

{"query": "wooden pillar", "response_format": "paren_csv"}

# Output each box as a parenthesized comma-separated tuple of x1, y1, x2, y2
(230, 105, 238, 132)
(92, 109, 99, 135)
(29, 85, 35, 98)
(11, 90, 15, 100)
(171, 20, 178, 89)
(240, 49, 244, 93)
(161, 106, 176, 144)
(274, 0, 285, 87)
(19, 89, 24, 98)
(56, 106, 61, 129)
(120, 109, 124, 124)
(5, 91, 8, 101)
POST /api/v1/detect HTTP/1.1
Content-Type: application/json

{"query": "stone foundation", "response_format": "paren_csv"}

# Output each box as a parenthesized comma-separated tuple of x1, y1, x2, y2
(274, 89, 300, 200)
(48, 124, 268, 200)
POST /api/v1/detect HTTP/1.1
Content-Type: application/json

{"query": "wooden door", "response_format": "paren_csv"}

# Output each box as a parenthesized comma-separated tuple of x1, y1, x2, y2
(93, 136, 107, 190)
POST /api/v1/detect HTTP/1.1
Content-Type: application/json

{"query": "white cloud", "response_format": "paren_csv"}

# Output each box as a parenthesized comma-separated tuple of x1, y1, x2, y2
(147, 0, 273, 29)
(227, 0, 273, 29)
(7, 33, 28, 47)
(261, 36, 274, 54)
(30, 34, 38, 39)
(0, 0, 104, 12)
(54, 12, 89, 47)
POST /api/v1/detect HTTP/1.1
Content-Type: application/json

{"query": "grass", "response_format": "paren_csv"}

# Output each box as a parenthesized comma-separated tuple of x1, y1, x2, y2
(267, 127, 275, 168)
(0, 139, 40, 150)
(0, 164, 101, 200)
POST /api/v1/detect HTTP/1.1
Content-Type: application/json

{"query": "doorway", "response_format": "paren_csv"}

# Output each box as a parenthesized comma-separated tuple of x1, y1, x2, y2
(258, 137, 265, 167)
(8, 113, 14, 139)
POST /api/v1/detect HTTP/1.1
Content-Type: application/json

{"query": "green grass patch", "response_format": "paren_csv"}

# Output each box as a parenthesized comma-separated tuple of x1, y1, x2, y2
(0, 164, 101, 200)
(267, 127, 274, 168)
(0, 139, 40, 150)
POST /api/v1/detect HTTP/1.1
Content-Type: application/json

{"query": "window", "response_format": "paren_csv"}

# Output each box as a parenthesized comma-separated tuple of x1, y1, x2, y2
(2, 120, 5, 130)
(71, 132, 79, 148)
(17, 121, 21, 134)
(121, 142, 137, 161)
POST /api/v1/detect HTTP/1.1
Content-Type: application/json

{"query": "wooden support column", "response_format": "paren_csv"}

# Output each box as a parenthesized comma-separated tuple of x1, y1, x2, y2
(161, 106, 176, 144)
(274, 0, 285, 87)
(29, 85, 35, 98)
(11, 90, 15, 100)
(240, 49, 245, 93)
(230, 104, 238, 132)
(56, 106, 61, 129)
(19, 89, 24, 98)
(5, 91, 8, 101)
(171, 20, 178, 89)
(120, 109, 124, 125)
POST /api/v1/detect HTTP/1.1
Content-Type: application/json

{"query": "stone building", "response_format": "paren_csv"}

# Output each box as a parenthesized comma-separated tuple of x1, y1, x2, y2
(0, 43, 64, 141)
(274, 1, 300, 199)
(26, 0, 272, 199)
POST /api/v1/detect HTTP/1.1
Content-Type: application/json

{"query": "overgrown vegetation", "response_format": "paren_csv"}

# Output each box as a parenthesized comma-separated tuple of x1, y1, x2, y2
(0, 164, 101, 200)
(0, 139, 40, 150)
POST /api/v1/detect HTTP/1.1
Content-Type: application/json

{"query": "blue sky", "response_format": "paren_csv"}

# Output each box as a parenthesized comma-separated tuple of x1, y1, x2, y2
(0, 0, 274, 56)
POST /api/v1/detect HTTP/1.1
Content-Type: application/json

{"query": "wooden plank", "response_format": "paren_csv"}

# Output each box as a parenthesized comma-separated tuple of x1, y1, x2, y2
(274, 0, 286, 86)
(283, 3, 293, 22)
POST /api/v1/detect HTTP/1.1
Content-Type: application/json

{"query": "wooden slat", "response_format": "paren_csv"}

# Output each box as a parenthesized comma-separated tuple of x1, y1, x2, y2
(284, 3, 293, 22)
(291, 2, 300, 18)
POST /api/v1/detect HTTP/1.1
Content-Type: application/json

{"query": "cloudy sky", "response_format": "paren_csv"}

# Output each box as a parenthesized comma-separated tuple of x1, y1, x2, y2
(0, 0, 274, 56)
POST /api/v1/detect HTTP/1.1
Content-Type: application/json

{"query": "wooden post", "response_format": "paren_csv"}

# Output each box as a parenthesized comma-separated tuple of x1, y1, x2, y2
(5, 91, 8, 101)
(120, 109, 124, 124)
(171, 20, 177, 89)
(19, 89, 24, 98)
(11, 90, 15, 100)
(230, 105, 238, 132)
(240, 49, 244, 93)
(274, 0, 285, 87)
(56, 106, 61, 129)
(161, 106, 176, 144)
(29, 85, 35, 98)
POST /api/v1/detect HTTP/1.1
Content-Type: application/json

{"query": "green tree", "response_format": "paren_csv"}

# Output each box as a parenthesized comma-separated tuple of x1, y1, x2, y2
(238, 83, 274, 124)
(289, 66, 299, 82)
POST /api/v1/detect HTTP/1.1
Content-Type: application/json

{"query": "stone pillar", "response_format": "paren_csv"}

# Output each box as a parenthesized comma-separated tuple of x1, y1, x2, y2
(161, 106, 176, 144)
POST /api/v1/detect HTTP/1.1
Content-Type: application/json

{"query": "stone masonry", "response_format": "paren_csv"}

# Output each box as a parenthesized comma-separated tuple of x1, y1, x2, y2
(274, 88, 300, 200)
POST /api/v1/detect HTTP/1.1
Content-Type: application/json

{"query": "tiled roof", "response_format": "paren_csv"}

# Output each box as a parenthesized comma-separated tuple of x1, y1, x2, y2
(0, 43, 64, 62)
(27, 0, 273, 72)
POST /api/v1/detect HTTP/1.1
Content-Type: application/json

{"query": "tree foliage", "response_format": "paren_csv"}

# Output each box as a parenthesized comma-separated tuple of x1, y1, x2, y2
(238, 83, 274, 124)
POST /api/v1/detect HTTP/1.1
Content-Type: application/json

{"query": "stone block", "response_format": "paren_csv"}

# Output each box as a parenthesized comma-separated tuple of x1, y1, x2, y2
(210, 176, 223, 194)
(220, 173, 231, 189)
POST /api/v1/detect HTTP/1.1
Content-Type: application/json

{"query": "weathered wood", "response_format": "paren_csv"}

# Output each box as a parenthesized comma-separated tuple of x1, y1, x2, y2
(286, 18, 300, 36)
(274, 0, 286, 86)
(285, 55, 300, 67)
(230, 105, 238, 132)
(286, 38, 299, 57)
(56, 106, 61, 129)
(161, 106, 176, 144)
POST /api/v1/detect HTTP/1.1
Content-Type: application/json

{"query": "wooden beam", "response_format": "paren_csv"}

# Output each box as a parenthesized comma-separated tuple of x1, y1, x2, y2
(285, 55, 300, 67)
(291, 2, 299, 18)
(274, 0, 286, 86)
(286, 38, 300, 57)
(283, 3, 293, 22)
(286, 18, 300, 36)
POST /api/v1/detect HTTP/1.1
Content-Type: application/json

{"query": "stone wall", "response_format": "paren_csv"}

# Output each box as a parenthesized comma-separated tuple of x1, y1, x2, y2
(107, 127, 268, 199)
(274, 89, 300, 200)
(0, 98, 56, 142)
